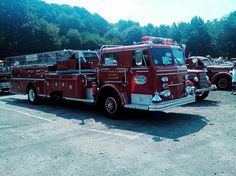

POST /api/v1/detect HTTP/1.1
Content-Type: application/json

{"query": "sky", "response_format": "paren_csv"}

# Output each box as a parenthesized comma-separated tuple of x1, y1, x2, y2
(44, 0, 236, 26)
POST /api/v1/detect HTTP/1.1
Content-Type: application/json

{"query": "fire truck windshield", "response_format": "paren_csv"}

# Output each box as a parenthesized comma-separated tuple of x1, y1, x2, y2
(151, 48, 185, 66)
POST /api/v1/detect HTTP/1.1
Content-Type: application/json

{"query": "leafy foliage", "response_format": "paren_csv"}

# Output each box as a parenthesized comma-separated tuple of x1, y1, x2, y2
(0, 0, 236, 59)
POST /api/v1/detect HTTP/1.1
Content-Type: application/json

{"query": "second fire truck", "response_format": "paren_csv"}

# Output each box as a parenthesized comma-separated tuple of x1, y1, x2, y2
(10, 36, 196, 117)
(0, 60, 10, 92)
(186, 56, 233, 90)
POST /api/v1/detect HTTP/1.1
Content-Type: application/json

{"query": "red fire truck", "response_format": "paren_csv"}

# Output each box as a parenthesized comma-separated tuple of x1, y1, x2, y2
(0, 60, 10, 92)
(10, 37, 196, 117)
(186, 56, 233, 90)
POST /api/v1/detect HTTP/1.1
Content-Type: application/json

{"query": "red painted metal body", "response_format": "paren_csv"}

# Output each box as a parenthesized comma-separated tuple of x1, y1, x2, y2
(187, 69, 215, 100)
(0, 60, 10, 91)
(10, 39, 196, 113)
(186, 56, 233, 90)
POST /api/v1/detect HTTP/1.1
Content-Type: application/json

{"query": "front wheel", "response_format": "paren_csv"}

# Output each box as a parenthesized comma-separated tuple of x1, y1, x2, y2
(216, 77, 231, 90)
(27, 87, 40, 104)
(196, 91, 209, 101)
(103, 93, 122, 119)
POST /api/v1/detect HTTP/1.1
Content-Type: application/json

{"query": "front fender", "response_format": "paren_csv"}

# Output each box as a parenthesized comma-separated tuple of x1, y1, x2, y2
(96, 84, 128, 105)
(211, 72, 232, 82)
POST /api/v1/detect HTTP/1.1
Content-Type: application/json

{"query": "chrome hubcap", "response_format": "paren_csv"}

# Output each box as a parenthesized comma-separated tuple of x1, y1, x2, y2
(105, 97, 117, 114)
(29, 89, 35, 102)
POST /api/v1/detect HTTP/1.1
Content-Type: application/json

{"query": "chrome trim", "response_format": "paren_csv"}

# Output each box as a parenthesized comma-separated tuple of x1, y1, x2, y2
(210, 69, 229, 73)
(46, 78, 77, 81)
(168, 83, 184, 87)
(49, 69, 97, 74)
(124, 95, 195, 111)
(156, 69, 187, 73)
(135, 70, 149, 73)
(196, 85, 216, 93)
(116, 68, 127, 70)
(38, 94, 49, 98)
(124, 69, 127, 84)
(130, 67, 149, 70)
(156, 72, 187, 76)
(100, 68, 110, 71)
(11, 78, 45, 81)
(156, 69, 176, 73)
(131, 94, 152, 105)
(64, 97, 94, 103)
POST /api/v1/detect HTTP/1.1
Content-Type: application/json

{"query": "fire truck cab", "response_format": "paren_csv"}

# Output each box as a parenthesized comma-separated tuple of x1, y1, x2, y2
(10, 37, 196, 118)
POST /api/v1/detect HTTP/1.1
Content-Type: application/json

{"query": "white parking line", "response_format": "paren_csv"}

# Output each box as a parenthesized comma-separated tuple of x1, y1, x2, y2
(0, 106, 57, 124)
(78, 127, 139, 140)
(0, 106, 140, 140)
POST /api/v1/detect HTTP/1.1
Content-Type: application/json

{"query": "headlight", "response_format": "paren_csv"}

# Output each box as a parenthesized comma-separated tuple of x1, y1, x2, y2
(160, 90, 171, 97)
(184, 74, 189, 80)
(185, 86, 196, 95)
(185, 86, 192, 94)
(161, 76, 168, 82)
(194, 76, 199, 82)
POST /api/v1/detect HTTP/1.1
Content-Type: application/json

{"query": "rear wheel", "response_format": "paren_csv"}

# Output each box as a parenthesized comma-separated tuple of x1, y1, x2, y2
(196, 91, 209, 101)
(103, 92, 122, 119)
(27, 86, 39, 104)
(216, 77, 231, 90)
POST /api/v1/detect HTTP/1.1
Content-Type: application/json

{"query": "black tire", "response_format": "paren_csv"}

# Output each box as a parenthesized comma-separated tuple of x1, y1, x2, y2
(27, 86, 40, 104)
(196, 91, 209, 101)
(103, 92, 122, 119)
(216, 77, 231, 90)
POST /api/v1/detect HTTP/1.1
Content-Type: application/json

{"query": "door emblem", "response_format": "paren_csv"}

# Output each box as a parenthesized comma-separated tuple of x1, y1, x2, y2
(134, 75, 147, 85)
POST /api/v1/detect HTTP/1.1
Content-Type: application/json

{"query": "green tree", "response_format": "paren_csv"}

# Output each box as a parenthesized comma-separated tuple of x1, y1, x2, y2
(65, 29, 82, 49)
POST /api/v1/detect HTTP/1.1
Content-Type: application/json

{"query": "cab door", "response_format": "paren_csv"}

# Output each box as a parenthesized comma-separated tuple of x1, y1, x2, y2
(129, 49, 153, 105)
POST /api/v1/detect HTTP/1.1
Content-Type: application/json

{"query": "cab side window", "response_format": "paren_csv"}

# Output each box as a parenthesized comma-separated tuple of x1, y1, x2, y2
(103, 53, 118, 66)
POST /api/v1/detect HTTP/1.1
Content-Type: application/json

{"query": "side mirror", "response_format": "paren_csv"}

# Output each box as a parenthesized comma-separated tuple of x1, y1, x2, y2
(135, 50, 143, 66)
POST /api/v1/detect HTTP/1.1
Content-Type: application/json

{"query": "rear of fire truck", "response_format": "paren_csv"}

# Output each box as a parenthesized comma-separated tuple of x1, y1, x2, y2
(98, 36, 196, 117)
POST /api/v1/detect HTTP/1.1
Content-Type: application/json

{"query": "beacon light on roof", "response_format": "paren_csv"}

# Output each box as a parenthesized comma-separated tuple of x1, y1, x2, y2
(141, 36, 173, 45)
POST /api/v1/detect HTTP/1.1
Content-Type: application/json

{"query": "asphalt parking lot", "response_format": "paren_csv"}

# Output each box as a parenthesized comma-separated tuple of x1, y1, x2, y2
(0, 91, 236, 176)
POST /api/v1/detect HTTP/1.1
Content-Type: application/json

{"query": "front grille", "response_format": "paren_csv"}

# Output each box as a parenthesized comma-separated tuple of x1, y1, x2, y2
(199, 73, 208, 88)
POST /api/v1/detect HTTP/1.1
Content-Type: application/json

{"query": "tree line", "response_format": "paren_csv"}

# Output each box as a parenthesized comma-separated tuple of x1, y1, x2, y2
(0, 0, 236, 59)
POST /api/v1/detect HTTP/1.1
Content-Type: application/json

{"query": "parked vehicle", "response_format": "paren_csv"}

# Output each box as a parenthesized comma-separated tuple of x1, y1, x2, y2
(186, 56, 233, 90)
(10, 37, 196, 118)
(187, 69, 215, 101)
(0, 60, 10, 92)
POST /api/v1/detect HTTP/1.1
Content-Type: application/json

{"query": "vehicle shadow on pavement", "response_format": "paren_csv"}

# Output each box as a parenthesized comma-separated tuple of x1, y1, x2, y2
(0, 92, 12, 97)
(184, 100, 220, 107)
(2, 97, 208, 142)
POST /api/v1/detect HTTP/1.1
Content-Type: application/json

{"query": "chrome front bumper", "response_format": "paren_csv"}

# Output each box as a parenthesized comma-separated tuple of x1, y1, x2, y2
(0, 82, 10, 89)
(196, 85, 216, 93)
(124, 95, 196, 111)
